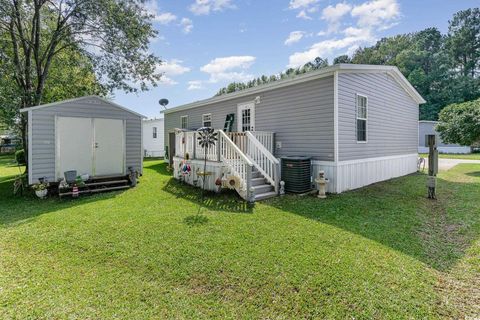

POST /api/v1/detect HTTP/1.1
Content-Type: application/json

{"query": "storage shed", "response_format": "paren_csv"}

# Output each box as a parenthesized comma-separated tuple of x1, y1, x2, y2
(21, 96, 145, 185)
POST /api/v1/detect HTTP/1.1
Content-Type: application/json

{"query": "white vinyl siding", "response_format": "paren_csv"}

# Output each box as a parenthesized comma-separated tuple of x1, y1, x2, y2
(164, 76, 335, 161)
(202, 113, 212, 127)
(181, 115, 188, 129)
(338, 72, 419, 161)
(356, 94, 367, 143)
(29, 96, 143, 184)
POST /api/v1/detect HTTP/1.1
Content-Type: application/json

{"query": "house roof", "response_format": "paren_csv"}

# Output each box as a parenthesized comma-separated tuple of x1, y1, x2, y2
(162, 64, 426, 115)
(19, 95, 146, 118)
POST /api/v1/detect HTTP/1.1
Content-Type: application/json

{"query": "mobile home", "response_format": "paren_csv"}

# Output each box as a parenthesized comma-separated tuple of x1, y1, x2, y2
(164, 64, 425, 201)
(143, 118, 165, 157)
(418, 120, 471, 154)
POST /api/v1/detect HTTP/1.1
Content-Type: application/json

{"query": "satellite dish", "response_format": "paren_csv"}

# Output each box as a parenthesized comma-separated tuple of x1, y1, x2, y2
(159, 98, 169, 109)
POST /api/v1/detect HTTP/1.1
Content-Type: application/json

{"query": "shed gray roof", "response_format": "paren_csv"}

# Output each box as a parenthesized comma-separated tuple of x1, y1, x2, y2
(162, 64, 426, 115)
(19, 95, 146, 118)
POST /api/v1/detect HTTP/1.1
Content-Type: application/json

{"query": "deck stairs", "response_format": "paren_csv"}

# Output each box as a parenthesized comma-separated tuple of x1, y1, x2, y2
(251, 168, 277, 201)
(219, 130, 280, 202)
(58, 175, 131, 197)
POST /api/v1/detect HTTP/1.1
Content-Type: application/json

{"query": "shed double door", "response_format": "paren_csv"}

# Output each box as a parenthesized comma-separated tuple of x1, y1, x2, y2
(56, 117, 125, 179)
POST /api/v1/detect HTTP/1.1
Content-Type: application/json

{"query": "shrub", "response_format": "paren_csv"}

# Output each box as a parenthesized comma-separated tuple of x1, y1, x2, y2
(15, 149, 26, 165)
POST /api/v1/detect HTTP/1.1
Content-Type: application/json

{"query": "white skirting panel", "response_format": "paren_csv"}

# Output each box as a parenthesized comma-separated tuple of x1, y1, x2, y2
(418, 146, 471, 154)
(336, 154, 418, 193)
(173, 157, 223, 192)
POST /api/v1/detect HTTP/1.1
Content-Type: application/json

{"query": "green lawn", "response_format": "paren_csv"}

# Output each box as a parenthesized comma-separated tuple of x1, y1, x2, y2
(1, 154, 479, 319)
(419, 152, 480, 160)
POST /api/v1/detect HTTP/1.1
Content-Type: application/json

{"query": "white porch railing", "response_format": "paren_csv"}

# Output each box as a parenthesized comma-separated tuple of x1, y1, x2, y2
(251, 131, 274, 153)
(245, 132, 280, 193)
(174, 129, 277, 201)
(218, 130, 253, 201)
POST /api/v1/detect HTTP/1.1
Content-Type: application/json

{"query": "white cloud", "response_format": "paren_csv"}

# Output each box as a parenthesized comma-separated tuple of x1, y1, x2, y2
(200, 55, 256, 83)
(288, 0, 401, 67)
(321, 2, 352, 33)
(144, 1, 177, 24)
(156, 59, 191, 86)
(157, 59, 190, 76)
(189, 0, 236, 15)
(154, 12, 177, 24)
(188, 80, 204, 90)
(284, 31, 306, 46)
(159, 76, 178, 85)
(288, 28, 374, 68)
(289, 0, 319, 19)
(296, 10, 312, 20)
(180, 18, 193, 33)
(351, 0, 400, 28)
(289, 0, 319, 9)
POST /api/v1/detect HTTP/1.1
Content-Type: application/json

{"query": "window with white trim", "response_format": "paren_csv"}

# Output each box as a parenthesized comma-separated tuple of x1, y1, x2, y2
(202, 113, 212, 128)
(152, 127, 157, 139)
(181, 115, 188, 129)
(356, 95, 367, 142)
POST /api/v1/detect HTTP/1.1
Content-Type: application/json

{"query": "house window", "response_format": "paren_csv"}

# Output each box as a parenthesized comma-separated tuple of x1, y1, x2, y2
(181, 115, 188, 129)
(152, 127, 157, 139)
(356, 94, 367, 142)
(202, 113, 212, 128)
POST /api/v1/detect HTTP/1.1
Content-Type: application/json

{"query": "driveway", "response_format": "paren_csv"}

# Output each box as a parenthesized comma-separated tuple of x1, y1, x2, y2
(422, 157, 480, 171)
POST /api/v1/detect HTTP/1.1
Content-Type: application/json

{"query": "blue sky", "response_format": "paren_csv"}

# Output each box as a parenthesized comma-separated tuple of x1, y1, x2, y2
(113, 0, 478, 118)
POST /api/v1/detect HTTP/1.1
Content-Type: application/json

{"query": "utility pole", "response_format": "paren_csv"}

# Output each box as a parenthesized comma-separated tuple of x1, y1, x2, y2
(426, 134, 438, 199)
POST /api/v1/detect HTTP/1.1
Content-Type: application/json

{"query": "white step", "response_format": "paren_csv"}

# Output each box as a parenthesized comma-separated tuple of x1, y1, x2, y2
(254, 191, 277, 201)
(253, 184, 274, 194)
(252, 170, 261, 179)
(251, 177, 266, 186)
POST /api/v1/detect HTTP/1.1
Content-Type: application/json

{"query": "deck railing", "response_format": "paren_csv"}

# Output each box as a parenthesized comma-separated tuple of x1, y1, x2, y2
(174, 129, 277, 201)
(245, 132, 280, 193)
(218, 130, 253, 201)
(251, 131, 274, 153)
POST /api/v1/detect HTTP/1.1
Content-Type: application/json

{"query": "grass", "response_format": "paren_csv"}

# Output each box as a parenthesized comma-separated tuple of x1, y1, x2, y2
(419, 152, 480, 160)
(0, 154, 479, 319)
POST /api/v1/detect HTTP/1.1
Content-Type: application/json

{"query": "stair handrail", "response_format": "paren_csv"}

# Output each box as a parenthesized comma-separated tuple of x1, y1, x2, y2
(218, 130, 254, 201)
(245, 131, 280, 194)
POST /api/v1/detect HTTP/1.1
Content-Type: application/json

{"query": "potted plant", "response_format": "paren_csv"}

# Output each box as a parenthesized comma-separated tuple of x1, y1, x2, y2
(32, 181, 49, 199)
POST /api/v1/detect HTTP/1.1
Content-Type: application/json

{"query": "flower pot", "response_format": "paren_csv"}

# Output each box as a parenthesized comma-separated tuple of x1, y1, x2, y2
(35, 189, 48, 199)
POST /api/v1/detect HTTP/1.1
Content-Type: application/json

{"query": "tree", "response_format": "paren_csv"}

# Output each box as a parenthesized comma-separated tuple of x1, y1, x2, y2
(333, 55, 351, 64)
(445, 8, 480, 78)
(0, 0, 161, 168)
(436, 98, 480, 146)
(215, 56, 330, 96)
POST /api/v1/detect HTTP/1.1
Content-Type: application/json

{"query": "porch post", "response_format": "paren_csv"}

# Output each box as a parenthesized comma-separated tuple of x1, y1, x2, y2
(192, 132, 196, 159)
(217, 131, 221, 162)
(246, 164, 254, 203)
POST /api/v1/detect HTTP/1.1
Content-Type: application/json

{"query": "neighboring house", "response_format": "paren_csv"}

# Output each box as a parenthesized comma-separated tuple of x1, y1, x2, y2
(0, 124, 19, 154)
(164, 64, 425, 201)
(20, 96, 145, 185)
(143, 118, 165, 157)
(418, 120, 471, 154)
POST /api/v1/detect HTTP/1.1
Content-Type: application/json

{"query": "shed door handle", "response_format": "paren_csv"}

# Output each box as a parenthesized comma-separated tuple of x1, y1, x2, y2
(95, 142, 99, 148)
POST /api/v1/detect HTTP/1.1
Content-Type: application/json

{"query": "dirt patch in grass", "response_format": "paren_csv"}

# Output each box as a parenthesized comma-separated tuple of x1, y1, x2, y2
(417, 169, 480, 318)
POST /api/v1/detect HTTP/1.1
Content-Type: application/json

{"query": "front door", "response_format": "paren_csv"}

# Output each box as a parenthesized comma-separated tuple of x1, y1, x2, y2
(94, 118, 125, 176)
(237, 102, 255, 132)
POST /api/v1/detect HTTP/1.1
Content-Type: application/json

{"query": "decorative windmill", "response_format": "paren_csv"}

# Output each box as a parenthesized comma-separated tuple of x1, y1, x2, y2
(196, 127, 218, 195)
